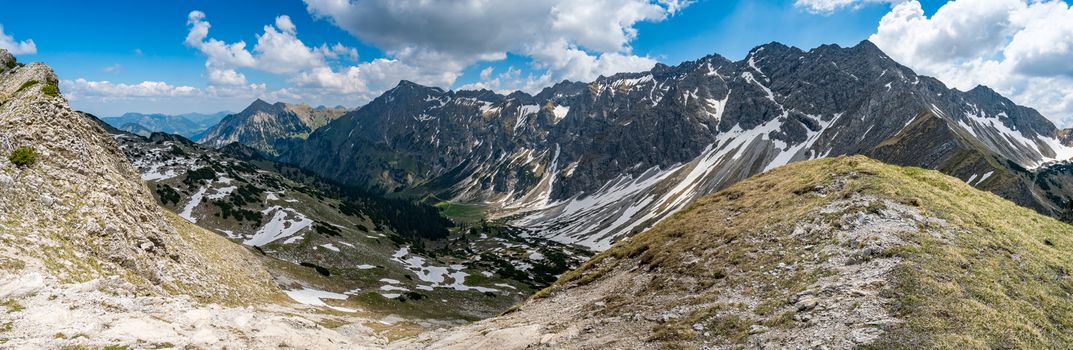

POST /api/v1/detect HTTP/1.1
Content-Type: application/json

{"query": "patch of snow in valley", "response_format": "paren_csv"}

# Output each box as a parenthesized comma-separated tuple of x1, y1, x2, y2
(320, 243, 340, 252)
(243, 206, 313, 246)
(283, 287, 356, 313)
(141, 167, 178, 181)
(443, 271, 497, 293)
(206, 185, 237, 200)
(389, 246, 498, 293)
(217, 229, 241, 239)
(179, 186, 208, 223)
(380, 285, 410, 292)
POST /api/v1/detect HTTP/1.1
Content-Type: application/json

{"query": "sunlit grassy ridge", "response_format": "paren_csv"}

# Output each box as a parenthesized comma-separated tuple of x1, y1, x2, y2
(542, 155, 1073, 348)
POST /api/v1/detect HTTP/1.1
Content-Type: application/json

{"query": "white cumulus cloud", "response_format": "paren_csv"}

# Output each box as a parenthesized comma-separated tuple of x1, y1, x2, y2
(302, 0, 687, 92)
(207, 68, 248, 86)
(62, 79, 199, 99)
(0, 24, 37, 55)
(73, 2, 690, 114)
(795, 0, 904, 14)
(869, 0, 1073, 127)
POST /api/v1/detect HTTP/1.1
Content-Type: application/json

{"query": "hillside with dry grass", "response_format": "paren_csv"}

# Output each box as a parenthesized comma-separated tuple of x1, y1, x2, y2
(401, 156, 1073, 349)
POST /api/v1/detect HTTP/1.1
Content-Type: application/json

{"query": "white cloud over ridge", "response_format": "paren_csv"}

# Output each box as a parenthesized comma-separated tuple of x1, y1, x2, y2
(869, 0, 1073, 127)
(62, 79, 198, 99)
(795, 0, 904, 13)
(302, 0, 689, 93)
(75, 1, 689, 113)
(0, 24, 37, 55)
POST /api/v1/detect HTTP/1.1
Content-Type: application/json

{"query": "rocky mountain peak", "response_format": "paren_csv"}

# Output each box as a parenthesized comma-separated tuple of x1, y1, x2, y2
(199, 97, 346, 155)
(391, 79, 444, 95)
(242, 98, 281, 114)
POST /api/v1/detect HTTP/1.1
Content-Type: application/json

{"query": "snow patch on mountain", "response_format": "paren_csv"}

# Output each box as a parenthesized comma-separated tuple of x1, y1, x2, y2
(243, 206, 313, 246)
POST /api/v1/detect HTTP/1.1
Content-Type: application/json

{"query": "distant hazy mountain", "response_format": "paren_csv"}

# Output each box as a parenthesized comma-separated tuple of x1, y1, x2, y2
(102, 111, 229, 138)
(279, 40, 1073, 250)
(118, 122, 153, 137)
(198, 99, 347, 156)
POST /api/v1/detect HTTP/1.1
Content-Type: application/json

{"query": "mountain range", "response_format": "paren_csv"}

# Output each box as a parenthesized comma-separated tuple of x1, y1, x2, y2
(102, 111, 229, 139)
(5, 34, 1073, 348)
(274, 40, 1073, 250)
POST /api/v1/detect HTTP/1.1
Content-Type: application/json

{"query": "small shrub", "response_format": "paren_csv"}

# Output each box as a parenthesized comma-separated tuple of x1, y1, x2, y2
(155, 184, 181, 206)
(313, 222, 342, 236)
(9, 146, 38, 167)
(300, 262, 331, 276)
(1, 299, 23, 312)
(398, 291, 428, 302)
(42, 84, 60, 97)
(16, 80, 38, 93)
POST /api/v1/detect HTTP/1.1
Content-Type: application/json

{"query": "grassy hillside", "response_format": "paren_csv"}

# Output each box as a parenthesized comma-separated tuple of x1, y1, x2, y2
(410, 156, 1073, 349)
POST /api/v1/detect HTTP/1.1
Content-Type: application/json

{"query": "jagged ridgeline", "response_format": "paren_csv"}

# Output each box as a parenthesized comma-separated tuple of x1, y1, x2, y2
(0, 49, 275, 301)
(279, 40, 1073, 251)
(404, 156, 1073, 349)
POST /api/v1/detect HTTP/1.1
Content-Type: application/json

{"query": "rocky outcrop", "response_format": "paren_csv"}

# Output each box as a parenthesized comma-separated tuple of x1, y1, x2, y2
(0, 48, 274, 300)
(198, 99, 346, 155)
(280, 40, 1073, 250)
(0, 48, 398, 350)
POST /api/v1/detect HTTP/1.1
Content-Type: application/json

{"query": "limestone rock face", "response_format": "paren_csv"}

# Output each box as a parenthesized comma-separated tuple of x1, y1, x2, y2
(0, 50, 14, 72)
(0, 49, 274, 300)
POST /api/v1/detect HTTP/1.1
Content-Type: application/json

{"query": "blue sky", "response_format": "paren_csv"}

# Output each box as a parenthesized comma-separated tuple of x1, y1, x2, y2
(3, 0, 1073, 127)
